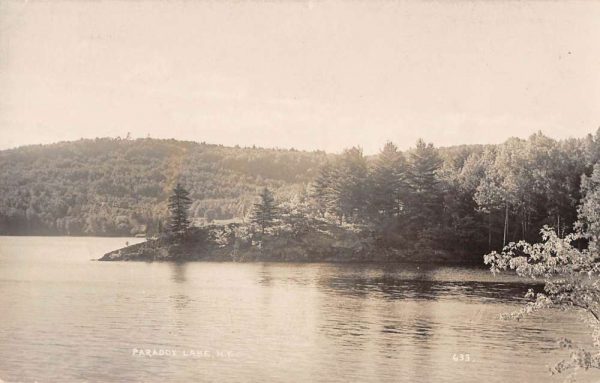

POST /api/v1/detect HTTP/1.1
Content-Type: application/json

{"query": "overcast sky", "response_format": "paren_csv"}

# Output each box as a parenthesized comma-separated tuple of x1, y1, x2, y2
(0, 1, 599, 154)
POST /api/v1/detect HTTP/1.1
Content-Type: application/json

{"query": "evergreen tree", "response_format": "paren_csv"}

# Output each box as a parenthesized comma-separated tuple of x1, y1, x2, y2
(251, 187, 279, 234)
(331, 147, 368, 223)
(167, 183, 192, 237)
(369, 142, 408, 219)
(406, 139, 443, 230)
(311, 162, 336, 218)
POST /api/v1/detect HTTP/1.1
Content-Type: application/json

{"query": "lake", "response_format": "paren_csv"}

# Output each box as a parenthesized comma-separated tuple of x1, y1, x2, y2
(0, 236, 598, 382)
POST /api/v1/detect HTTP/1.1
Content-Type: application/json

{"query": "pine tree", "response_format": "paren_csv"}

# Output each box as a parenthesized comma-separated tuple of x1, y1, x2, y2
(311, 162, 336, 218)
(331, 147, 368, 223)
(369, 142, 408, 219)
(167, 183, 192, 237)
(251, 187, 279, 235)
(406, 139, 443, 231)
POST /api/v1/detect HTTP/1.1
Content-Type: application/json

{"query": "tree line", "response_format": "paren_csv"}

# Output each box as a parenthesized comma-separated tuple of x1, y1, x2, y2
(160, 129, 600, 262)
(299, 132, 597, 256)
(2, 131, 600, 260)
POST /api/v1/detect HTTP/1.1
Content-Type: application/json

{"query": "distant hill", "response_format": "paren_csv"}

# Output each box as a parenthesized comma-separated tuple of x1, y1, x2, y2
(0, 138, 329, 236)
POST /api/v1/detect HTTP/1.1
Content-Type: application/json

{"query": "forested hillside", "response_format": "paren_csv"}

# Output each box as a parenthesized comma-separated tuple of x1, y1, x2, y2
(2, 131, 600, 261)
(0, 138, 328, 236)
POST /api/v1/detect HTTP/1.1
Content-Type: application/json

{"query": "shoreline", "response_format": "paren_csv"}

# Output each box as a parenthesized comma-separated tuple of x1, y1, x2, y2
(98, 232, 485, 266)
(97, 258, 487, 267)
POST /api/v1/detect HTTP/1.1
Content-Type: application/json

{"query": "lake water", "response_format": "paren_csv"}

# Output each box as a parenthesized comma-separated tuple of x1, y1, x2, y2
(0, 236, 599, 383)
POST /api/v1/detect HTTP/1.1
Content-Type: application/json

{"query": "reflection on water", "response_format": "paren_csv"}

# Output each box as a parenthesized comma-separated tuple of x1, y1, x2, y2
(170, 262, 187, 284)
(0, 236, 599, 383)
(317, 263, 540, 303)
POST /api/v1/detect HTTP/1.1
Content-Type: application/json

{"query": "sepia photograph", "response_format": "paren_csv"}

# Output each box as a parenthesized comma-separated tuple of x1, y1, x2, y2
(1, 0, 600, 382)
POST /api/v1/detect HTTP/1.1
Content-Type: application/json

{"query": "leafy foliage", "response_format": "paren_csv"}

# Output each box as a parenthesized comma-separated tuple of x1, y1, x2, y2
(484, 164, 600, 380)
(0, 137, 326, 236)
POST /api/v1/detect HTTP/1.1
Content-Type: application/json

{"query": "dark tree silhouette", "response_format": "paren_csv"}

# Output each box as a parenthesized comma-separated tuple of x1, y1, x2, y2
(167, 183, 192, 237)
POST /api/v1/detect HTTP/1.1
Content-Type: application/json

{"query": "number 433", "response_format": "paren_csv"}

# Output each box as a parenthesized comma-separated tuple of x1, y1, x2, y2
(452, 353, 471, 362)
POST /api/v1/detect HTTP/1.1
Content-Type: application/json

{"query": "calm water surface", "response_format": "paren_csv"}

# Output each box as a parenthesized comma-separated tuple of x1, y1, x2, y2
(1, 236, 599, 383)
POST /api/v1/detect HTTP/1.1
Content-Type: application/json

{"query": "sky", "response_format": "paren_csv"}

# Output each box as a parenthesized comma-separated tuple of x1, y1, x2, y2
(0, 0, 599, 154)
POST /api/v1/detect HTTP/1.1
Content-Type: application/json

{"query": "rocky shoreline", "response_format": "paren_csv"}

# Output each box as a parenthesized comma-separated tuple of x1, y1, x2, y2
(98, 224, 473, 264)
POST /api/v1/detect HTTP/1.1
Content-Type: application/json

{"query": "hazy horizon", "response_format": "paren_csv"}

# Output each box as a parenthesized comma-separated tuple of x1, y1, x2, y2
(1, 128, 599, 155)
(1, 0, 599, 154)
